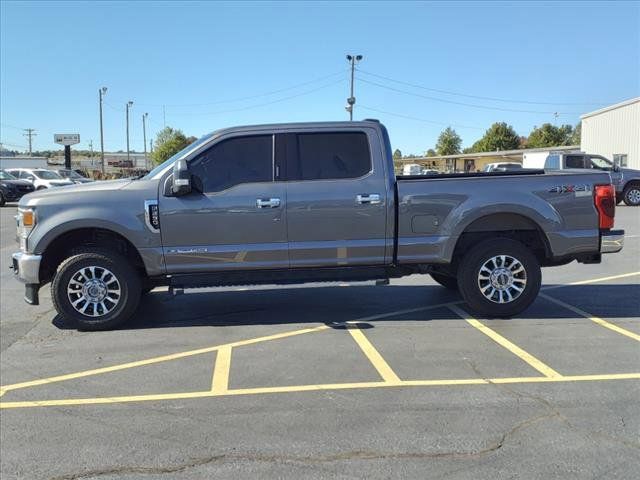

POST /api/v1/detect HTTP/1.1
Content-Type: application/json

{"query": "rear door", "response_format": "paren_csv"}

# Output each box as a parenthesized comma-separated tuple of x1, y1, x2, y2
(282, 129, 388, 267)
(158, 134, 288, 273)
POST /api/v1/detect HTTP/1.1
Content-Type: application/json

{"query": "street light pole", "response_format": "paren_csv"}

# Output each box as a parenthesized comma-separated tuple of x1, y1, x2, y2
(98, 87, 107, 173)
(345, 54, 363, 121)
(142, 113, 148, 169)
(125, 100, 133, 164)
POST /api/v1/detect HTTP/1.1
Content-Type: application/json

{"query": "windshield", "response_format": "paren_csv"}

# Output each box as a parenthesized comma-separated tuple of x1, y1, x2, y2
(59, 170, 84, 179)
(0, 170, 17, 180)
(143, 133, 215, 179)
(34, 170, 63, 180)
(590, 156, 613, 170)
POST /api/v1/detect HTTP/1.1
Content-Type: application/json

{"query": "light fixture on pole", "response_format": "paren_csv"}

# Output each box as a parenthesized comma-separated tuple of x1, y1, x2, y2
(142, 112, 148, 169)
(345, 54, 363, 121)
(98, 87, 107, 173)
(125, 100, 133, 164)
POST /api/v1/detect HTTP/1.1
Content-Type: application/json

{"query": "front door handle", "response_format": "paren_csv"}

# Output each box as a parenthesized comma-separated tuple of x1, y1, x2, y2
(356, 194, 381, 205)
(256, 197, 281, 208)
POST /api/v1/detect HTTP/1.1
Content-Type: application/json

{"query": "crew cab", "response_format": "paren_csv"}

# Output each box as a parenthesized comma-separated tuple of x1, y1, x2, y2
(11, 121, 624, 330)
(523, 150, 640, 206)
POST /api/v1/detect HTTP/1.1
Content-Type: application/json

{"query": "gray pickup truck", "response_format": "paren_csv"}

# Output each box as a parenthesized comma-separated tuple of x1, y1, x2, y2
(11, 120, 624, 330)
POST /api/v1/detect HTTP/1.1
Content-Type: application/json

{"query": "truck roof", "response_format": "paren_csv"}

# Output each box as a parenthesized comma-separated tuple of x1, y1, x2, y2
(208, 120, 383, 136)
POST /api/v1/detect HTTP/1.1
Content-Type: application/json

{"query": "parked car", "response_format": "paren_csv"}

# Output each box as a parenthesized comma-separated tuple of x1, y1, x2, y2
(522, 151, 640, 206)
(5, 168, 74, 189)
(0, 169, 35, 206)
(11, 120, 623, 330)
(482, 162, 523, 172)
(402, 163, 423, 176)
(54, 168, 93, 184)
(421, 168, 440, 175)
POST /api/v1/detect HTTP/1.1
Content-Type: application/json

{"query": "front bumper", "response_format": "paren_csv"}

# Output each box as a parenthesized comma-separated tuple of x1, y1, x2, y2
(11, 252, 42, 305)
(600, 229, 624, 254)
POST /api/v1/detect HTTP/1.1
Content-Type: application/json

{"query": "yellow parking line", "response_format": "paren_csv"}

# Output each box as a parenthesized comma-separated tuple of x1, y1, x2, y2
(540, 293, 640, 342)
(542, 271, 640, 290)
(2, 373, 638, 409)
(211, 346, 232, 394)
(347, 325, 402, 384)
(448, 305, 562, 378)
(0, 325, 329, 393)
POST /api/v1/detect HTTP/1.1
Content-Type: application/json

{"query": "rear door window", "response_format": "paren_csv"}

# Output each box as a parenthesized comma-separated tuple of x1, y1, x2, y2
(287, 132, 371, 181)
(565, 155, 586, 168)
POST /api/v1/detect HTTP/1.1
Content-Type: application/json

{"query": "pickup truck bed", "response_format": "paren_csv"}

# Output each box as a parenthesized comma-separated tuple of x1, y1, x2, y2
(11, 120, 624, 330)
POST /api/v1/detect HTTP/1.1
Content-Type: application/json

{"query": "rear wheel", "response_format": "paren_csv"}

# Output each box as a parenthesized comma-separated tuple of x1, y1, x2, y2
(623, 183, 640, 206)
(51, 248, 141, 330)
(457, 238, 541, 318)
(430, 272, 458, 290)
(0, 192, 5, 207)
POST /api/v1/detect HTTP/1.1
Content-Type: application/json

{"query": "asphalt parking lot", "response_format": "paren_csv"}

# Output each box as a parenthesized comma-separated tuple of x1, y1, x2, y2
(0, 204, 638, 480)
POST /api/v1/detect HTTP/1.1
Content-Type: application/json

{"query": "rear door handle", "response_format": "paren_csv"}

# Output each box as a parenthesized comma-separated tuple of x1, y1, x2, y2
(256, 197, 281, 208)
(356, 194, 381, 205)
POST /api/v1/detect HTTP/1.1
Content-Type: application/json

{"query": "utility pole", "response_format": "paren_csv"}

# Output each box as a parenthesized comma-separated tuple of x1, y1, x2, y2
(99, 87, 107, 173)
(126, 100, 133, 163)
(142, 113, 148, 169)
(345, 54, 363, 121)
(23, 129, 36, 156)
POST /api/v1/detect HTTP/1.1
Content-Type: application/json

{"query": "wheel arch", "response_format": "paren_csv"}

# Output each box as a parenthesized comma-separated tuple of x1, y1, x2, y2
(38, 227, 148, 285)
(449, 212, 552, 269)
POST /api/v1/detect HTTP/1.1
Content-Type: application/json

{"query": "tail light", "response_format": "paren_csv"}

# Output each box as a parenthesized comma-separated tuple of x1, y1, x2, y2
(594, 184, 615, 229)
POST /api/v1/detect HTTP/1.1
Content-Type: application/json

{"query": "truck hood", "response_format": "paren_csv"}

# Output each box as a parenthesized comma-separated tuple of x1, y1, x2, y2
(19, 178, 133, 206)
(620, 167, 640, 178)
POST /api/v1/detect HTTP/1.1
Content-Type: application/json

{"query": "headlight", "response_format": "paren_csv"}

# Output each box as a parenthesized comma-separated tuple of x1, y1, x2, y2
(16, 208, 36, 251)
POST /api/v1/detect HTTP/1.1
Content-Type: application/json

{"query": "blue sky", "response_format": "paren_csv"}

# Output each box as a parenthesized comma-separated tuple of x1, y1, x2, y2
(1, 1, 638, 155)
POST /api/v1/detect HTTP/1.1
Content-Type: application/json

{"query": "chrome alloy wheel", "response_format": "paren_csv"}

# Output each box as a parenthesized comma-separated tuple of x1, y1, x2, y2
(477, 255, 527, 304)
(67, 266, 121, 317)
(627, 188, 640, 205)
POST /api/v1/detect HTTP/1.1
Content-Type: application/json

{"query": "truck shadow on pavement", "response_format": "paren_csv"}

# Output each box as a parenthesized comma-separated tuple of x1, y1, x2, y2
(51, 283, 640, 330)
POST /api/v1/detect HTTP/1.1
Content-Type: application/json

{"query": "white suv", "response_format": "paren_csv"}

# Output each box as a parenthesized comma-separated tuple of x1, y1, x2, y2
(5, 168, 74, 189)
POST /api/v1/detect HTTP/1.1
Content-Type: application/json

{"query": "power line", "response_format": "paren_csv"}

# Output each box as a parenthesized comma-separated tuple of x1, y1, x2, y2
(359, 105, 483, 130)
(357, 69, 609, 107)
(123, 70, 348, 108)
(0, 122, 24, 131)
(359, 77, 581, 115)
(169, 78, 346, 117)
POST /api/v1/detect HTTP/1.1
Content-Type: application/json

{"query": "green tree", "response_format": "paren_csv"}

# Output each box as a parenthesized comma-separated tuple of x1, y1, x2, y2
(570, 122, 581, 145)
(526, 123, 575, 148)
(152, 127, 190, 165)
(470, 122, 520, 152)
(435, 127, 462, 155)
(393, 149, 402, 159)
(426, 148, 437, 157)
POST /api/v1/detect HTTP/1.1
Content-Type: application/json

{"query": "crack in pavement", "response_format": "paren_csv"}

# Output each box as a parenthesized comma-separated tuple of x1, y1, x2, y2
(48, 412, 557, 480)
(465, 359, 640, 452)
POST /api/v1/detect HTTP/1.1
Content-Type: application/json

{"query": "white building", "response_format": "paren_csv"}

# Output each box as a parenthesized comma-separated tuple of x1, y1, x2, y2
(581, 97, 640, 169)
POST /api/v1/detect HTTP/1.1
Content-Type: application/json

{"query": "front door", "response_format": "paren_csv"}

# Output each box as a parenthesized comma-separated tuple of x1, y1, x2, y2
(282, 130, 388, 267)
(158, 134, 288, 273)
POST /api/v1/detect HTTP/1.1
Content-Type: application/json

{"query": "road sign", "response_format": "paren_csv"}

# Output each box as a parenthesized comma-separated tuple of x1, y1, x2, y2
(54, 134, 80, 146)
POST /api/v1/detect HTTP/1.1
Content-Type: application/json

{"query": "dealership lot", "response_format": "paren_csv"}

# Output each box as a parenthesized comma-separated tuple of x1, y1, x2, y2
(0, 205, 638, 479)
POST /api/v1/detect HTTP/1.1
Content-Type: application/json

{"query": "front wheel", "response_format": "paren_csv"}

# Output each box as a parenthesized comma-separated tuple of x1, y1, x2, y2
(457, 238, 541, 318)
(623, 184, 640, 206)
(0, 192, 5, 207)
(51, 248, 141, 330)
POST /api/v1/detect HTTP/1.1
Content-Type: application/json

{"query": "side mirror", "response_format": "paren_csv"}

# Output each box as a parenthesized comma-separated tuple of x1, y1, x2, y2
(171, 159, 192, 196)
(613, 164, 620, 172)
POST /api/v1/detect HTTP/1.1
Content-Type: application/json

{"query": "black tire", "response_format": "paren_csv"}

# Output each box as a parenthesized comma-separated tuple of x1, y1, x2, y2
(0, 192, 5, 207)
(457, 238, 541, 318)
(37, 186, 47, 190)
(622, 183, 640, 206)
(51, 248, 141, 330)
(430, 272, 458, 290)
